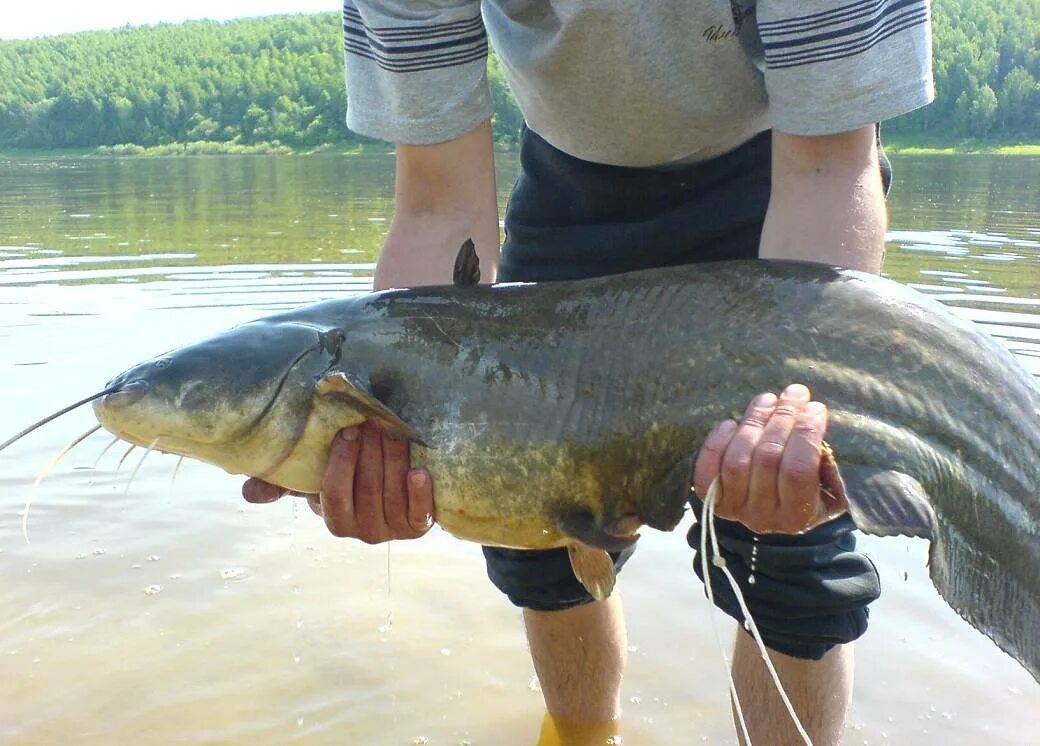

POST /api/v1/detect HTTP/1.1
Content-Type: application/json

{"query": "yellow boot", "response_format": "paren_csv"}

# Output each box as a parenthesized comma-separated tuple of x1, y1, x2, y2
(536, 712, 623, 746)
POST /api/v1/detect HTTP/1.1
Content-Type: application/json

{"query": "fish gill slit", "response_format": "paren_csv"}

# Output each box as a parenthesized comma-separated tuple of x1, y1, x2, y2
(240, 345, 317, 437)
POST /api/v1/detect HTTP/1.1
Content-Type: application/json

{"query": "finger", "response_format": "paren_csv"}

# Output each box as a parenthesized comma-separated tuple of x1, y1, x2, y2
(777, 400, 829, 532)
(693, 419, 739, 497)
(242, 478, 287, 504)
(319, 427, 362, 538)
(352, 420, 389, 544)
(380, 429, 419, 538)
(747, 383, 811, 515)
(715, 392, 777, 519)
(406, 468, 435, 534)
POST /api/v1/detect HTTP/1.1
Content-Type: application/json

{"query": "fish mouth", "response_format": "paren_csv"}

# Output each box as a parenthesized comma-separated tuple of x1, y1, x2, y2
(99, 381, 150, 410)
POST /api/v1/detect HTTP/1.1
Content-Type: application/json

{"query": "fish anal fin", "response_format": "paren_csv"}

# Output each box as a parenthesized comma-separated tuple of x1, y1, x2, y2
(315, 370, 426, 445)
(567, 543, 617, 601)
(929, 520, 1040, 683)
(452, 239, 481, 287)
(839, 463, 936, 539)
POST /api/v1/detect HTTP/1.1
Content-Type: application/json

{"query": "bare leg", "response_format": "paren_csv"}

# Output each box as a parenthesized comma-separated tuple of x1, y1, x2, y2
(525, 595, 626, 739)
(732, 629, 853, 746)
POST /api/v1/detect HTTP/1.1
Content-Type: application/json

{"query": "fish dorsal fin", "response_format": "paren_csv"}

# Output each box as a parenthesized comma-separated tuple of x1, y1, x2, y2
(452, 239, 481, 287)
(566, 543, 617, 601)
(315, 370, 425, 444)
(839, 463, 937, 539)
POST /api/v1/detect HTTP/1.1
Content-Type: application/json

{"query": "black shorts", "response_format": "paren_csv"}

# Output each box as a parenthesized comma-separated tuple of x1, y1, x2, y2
(483, 126, 886, 660)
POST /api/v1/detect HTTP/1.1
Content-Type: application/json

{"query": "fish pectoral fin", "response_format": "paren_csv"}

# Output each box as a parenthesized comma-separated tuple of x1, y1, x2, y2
(452, 238, 481, 287)
(567, 543, 617, 601)
(315, 370, 426, 445)
(644, 451, 698, 532)
(839, 463, 936, 539)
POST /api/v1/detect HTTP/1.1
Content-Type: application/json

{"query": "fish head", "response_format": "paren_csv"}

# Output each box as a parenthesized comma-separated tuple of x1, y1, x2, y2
(92, 318, 358, 480)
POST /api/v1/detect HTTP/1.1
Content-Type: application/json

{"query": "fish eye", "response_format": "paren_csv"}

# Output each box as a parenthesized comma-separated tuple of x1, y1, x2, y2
(154, 359, 171, 370)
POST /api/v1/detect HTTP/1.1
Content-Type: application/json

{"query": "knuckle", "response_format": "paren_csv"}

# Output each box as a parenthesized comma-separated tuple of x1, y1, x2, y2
(753, 441, 785, 468)
(741, 413, 770, 429)
(782, 460, 819, 483)
(356, 472, 382, 498)
(384, 511, 411, 535)
(357, 528, 386, 545)
(743, 515, 770, 534)
(325, 519, 353, 539)
(381, 435, 409, 459)
(722, 454, 752, 481)
(792, 420, 821, 437)
(771, 403, 800, 419)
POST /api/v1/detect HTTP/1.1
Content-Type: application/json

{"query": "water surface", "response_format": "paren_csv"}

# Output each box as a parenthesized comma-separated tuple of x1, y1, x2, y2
(0, 153, 1037, 744)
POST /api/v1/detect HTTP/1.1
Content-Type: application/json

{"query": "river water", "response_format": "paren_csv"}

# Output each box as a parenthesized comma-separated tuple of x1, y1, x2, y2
(0, 153, 1037, 745)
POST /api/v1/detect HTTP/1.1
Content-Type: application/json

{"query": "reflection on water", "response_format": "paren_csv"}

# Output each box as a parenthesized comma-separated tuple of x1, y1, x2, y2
(0, 153, 1037, 745)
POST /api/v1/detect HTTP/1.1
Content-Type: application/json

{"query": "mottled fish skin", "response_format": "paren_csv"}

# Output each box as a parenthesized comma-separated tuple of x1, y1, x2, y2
(93, 260, 1040, 682)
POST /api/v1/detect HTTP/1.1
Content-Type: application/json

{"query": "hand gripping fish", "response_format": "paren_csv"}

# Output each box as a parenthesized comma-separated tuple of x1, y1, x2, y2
(3, 241, 1039, 684)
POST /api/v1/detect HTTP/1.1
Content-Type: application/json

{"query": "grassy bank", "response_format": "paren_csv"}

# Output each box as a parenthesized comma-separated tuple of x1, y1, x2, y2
(883, 135, 1040, 155)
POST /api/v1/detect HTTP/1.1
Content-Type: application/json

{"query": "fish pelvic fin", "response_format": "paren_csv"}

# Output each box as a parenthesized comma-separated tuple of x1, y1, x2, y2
(838, 463, 936, 539)
(315, 370, 427, 445)
(644, 451, 698, 532)
(566, 543, 617, 601)
(556, 509, 639, 553)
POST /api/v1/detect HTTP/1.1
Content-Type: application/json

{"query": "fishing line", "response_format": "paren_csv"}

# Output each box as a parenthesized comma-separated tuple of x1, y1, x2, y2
(383, 544, 394, 634)
(699, 477, 812, 746)
(22, 424, 103, 543)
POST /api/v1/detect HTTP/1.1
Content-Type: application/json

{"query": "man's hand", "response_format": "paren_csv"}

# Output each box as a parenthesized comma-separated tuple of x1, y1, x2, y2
(693, 384, 847, 534)
(242, 421, 434, 543)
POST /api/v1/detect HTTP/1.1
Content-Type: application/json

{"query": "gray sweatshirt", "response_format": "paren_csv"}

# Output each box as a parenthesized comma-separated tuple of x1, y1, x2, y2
(343, 0, 933, 167)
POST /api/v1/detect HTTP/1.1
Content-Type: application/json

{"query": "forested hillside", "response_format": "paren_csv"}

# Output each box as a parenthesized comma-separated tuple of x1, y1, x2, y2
(885, 0, 1039, 138)
(0, 1, 1035, 151)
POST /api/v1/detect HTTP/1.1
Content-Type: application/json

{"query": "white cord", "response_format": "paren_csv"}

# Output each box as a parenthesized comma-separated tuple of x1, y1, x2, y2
(699, 477, 813, 746)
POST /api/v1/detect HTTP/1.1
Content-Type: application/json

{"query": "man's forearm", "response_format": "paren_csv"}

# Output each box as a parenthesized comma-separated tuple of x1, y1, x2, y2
(760, 127, 886, 274)
(376, 119, 500, 290)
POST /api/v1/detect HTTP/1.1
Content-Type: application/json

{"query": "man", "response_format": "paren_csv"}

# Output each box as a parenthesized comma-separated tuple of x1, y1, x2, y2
(244, 2, 933, 743)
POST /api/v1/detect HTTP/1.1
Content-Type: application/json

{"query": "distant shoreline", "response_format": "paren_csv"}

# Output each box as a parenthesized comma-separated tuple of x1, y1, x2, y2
(881, 136, 1040, 155)
(3, 138, 1039, 158)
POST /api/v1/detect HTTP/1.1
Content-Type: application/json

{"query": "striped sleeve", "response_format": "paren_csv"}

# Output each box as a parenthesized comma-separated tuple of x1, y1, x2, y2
(757, 0, 934, 135)
(343, 1, 492, 144)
